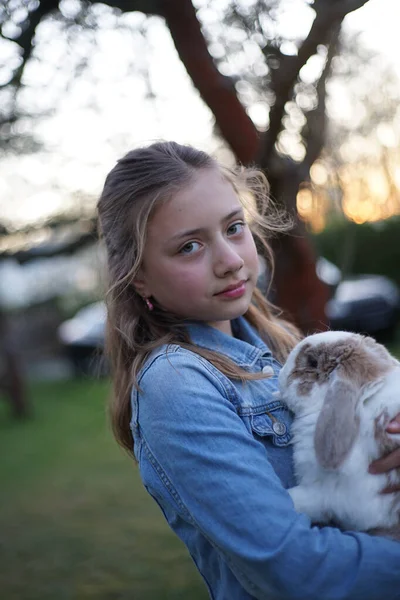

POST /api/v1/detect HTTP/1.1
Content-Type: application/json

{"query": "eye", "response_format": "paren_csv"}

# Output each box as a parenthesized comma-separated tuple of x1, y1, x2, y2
(178, 241, 201, 255)
(307, 355, 318, 369)
(227, 221, 245, 236)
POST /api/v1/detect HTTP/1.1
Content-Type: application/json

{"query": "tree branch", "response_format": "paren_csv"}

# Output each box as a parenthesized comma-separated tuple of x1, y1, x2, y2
(160, 0, 259, 164)
(4, 0, 58, 88)
(302, 24, 341, 170)
(99, 0, 163, 16)
(259, 0, 368, 168)
(0, 219, 98, 264)
(313, 0, 370, 17)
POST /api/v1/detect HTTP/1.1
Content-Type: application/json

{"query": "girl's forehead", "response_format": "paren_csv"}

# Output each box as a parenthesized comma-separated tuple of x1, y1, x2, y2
(156, 169, 240, 217)
(146, 170, 243, 243)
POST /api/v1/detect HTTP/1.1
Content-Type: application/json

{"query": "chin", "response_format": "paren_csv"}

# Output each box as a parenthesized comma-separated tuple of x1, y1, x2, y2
(221, 299, 253, 321)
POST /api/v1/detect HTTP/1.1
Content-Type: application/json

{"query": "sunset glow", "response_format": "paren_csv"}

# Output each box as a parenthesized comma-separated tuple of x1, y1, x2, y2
(298, 159, 400, 230)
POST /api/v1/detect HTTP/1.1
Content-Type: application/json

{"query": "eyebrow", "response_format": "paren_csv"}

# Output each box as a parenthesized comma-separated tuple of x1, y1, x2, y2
(168, 208, 244, 243)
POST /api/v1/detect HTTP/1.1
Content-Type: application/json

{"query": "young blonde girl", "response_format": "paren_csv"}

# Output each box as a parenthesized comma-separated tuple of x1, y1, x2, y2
(98, 141, 400, 600)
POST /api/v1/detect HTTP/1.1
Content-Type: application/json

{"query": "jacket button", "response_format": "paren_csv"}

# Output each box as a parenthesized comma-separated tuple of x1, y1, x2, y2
(262, 365, 274, 375)
(272, 422, 287, 436)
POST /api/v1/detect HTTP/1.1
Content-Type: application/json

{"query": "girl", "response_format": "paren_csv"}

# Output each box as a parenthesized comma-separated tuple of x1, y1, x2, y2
(98, 141, 400, 600)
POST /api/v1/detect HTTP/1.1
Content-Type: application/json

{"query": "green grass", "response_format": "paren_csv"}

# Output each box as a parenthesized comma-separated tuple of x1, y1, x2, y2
(0, 379, 207, 600)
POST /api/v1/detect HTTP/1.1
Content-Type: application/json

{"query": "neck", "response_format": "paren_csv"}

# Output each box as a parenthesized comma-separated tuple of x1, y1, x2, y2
(207, 319, 233, 336)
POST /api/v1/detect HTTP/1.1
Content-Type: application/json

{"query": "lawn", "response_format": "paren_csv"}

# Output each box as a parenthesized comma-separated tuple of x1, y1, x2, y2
(0, 379, 207, 600)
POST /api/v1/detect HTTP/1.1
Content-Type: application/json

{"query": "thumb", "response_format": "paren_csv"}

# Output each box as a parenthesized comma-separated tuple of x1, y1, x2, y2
(386, 414, 400, 433)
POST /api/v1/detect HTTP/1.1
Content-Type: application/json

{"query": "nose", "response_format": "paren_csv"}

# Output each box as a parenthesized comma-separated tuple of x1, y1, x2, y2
(213, 238, 244, 278)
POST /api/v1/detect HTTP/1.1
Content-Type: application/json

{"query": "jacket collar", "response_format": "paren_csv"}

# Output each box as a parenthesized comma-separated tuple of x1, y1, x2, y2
(185, 316, 272, 368)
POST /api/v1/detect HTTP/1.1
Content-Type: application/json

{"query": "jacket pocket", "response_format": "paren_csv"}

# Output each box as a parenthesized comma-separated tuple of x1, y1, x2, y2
(250, 403, 292, 447)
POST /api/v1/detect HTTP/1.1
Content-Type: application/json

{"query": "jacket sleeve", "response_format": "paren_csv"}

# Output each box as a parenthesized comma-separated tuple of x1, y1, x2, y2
(136, 349, 400, 600)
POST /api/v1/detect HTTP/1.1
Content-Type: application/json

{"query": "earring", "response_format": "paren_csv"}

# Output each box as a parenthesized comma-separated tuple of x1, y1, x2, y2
(145, 297, 154, 311)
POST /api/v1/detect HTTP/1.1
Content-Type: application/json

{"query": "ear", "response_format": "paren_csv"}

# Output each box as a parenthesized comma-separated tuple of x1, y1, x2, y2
(132, 267, 151, 298)
(314, 378, 360, 470)
(360, 378, 386, 404)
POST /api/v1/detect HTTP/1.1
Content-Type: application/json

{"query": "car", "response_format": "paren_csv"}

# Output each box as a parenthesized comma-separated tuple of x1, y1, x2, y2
(58, 261, 400, 376)
(325, 275, 400, 340)
(57, 302, 107, 376)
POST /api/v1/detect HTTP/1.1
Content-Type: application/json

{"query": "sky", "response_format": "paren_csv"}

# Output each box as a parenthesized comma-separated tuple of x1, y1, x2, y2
(1, 0, 400, 231)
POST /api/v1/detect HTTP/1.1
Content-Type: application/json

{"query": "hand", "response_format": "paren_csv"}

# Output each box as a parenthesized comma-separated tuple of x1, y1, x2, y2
(368, 413, 400, 493)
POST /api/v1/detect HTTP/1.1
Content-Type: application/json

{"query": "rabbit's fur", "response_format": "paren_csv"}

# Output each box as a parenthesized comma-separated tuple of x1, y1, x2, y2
(278, 330, 400, 538)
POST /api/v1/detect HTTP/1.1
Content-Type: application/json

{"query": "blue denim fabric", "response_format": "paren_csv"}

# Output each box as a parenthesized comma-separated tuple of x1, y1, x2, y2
(130, 317, 400, 600)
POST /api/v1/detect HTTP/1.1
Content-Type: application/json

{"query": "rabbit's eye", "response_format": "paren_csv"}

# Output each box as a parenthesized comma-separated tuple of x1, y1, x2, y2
(307, 355, 318, 369)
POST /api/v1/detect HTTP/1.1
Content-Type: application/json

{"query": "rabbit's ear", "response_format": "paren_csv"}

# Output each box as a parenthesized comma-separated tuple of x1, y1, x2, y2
(314, 378, 360, 470)
(360, 378, 386, 404)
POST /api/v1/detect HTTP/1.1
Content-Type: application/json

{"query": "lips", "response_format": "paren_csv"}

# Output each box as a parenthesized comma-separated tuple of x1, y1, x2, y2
(215, 280, 247, 295)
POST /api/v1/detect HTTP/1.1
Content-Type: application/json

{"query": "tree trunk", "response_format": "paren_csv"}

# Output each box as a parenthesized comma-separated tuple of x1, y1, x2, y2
(161, 0, 259, 164)
(0, 309, 29, 418)
(267, 169, 330, 333)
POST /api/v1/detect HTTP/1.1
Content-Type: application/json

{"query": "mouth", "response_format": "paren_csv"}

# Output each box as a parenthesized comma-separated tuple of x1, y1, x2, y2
(215, 279, 247, 298)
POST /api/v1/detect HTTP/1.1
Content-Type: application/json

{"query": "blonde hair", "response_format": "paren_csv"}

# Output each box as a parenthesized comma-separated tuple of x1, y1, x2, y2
(97, 141, 301, 455)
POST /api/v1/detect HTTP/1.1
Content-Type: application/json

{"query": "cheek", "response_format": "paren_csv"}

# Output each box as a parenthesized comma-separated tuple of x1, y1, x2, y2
(155, 263, 206, 297)
(245, 228, 257, 258)
(174, 271, 204, 295)
(244, 233, 259, 265)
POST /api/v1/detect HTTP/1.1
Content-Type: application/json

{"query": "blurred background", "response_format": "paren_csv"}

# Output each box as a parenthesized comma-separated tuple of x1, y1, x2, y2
(2, 0, 400, 598)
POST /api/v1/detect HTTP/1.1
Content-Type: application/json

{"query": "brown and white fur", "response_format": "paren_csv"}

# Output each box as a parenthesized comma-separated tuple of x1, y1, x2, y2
(278, 330, 400, 537)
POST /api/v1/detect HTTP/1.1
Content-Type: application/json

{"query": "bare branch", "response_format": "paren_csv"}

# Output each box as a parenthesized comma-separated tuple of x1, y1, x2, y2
(259, 0, 369, 168)
(160, 0, 259, 164)
(0, 218, 98, 264)
(313, 0, 370, 17)
(302, 25, 341, 170)
(3, 0, 59, 87)
(99, 0, 163, 15)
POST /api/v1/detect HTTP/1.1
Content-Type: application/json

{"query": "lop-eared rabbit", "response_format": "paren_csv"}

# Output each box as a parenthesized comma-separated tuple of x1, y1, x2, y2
(278, 331, 400, 539)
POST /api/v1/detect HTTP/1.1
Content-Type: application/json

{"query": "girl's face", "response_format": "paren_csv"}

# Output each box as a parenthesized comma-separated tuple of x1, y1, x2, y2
(135, 168, 259, 335)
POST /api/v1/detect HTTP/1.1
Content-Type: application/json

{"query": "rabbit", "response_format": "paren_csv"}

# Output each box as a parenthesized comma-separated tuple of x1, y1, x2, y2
(278, 330, 400, 538)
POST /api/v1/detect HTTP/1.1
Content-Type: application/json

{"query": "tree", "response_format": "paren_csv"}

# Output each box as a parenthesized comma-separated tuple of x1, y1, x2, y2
(0, 0, 373, 331)
(298, 34, 400, 271)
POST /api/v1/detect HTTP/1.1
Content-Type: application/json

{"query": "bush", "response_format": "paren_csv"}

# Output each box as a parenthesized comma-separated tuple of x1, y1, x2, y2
(312, 215, 400, 285)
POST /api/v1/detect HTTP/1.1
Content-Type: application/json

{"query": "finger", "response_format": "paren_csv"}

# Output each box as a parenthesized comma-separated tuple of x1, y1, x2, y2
(386, 419, 400, 433)
(381, 484, 400, 494)
(369, 448, 400, 474)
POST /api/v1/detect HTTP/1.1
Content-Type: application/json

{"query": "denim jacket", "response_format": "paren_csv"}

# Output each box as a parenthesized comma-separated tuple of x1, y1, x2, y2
(130, 317, 400, 600)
